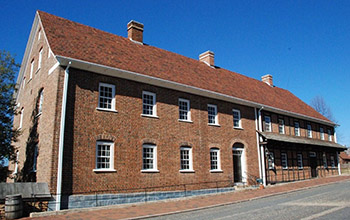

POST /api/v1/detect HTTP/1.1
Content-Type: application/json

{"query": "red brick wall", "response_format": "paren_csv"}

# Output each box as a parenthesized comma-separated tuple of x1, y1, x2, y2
(262, 111, 335, 142)
(8, 22, 65, 194)
(60, 68, 260, 194)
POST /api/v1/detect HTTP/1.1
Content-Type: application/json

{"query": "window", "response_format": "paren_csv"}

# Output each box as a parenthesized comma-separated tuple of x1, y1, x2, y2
(210, 148, 221, 171)
(38, 48, 43, 70)
(19, 108, 24, 130)
(13, 151, 19, 175)
(264, 116, 271, 132)
(268, 152, 275, 170)
(30, 60, 34, 79)
(278, 119, 285, 134)
(22, 77, 26, 89)
(208, 104, 218, 125)
(95, 141, 114, 171)
(330, 156, 336, 168)
(142, 91, 157, 116)
(307, 124, 312, 138)
(294, 122, 300, 136)
(320, 127, 325, 140)
(98, 83, 116, 110)
(38, 29, 41, 40)
(32, 145, 38, 172)
(37, 89, 44, 115)
(328, 129, 332, 141)
(233, 109, 241, 128)
(323, 153, 327, 168)
(297, 153, 303, 169)
(179, 98, 191, 121)
(180, 147, 193, 171)
(281, 153, 288, 169)
(142, 144, 157, 171)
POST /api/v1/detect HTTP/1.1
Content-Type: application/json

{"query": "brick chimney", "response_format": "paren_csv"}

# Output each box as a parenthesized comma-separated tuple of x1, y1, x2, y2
(127, 20, 144, 43)
(261, 74, 273, 86)
(199, 51, 214, 67)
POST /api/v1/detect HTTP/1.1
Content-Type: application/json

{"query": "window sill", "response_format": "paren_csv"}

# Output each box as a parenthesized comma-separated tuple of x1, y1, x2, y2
(93, 169, 116, 173)
(35, 68, 41, 74)
(35, 112, 42, 118)
(178, 119, 193, 123)
(233, 127, 243, 130)
(141, 114, 159, 119)
(208, 123, 220, 127)
(179, 170, 195, 173)
(210, 169, 223, 173)
(141, 169, 159, 173)
(96, 107, 118, 113)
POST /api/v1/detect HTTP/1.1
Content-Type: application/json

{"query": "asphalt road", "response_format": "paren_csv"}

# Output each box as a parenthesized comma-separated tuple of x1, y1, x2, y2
(149, 181, 350, 220)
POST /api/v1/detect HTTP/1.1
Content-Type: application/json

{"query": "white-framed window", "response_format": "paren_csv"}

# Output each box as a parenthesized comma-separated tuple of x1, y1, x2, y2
(142, 91, 157, 117)
(30, 60, 34, 79)
(208, 104, 218, 125)
(278, 119, 285, 134)
(233, 109, 242, 128)
(297, 153, 303, 169)
(38, 29, 41, 40)
(13, 151, 19, 175)
(330, 156, 336, 168)
(142, 144, 158, 171)
(281, 153, 288, 169)
(19, 108, 24, 130)
(264, 116, 271, 132)
(307, 124, 312, 138)
(38, 89, 44, 115)
(268, 152, 275, 170)
(179, 98, 191, 121)
(22, 77, 26, 89)
(323, 153, 328, 168)
(320, 127, 325, 140)
(294, 122, 300, 136)
(32, 145, 38, 172)
(210, 148, 221, 171)
(180, 146, 193, 171)
(98, 83, 116, 110)
(95, 141, 114, 171)
(38, 48, 43, 70)
(328, 129, 332, 141)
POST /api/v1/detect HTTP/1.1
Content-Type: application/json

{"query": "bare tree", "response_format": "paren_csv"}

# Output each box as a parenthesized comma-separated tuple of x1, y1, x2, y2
(310, 96, 335, 122)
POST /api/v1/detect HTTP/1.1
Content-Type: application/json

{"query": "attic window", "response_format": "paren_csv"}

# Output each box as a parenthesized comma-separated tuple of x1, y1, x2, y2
(38, 29, 41, 40)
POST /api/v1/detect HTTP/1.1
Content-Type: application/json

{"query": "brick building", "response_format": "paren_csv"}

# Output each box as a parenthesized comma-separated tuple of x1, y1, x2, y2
(9, 11, 345, 210)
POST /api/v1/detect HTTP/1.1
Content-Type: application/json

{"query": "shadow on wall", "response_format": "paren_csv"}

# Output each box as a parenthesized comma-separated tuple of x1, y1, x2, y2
(16, 90, 42, 182)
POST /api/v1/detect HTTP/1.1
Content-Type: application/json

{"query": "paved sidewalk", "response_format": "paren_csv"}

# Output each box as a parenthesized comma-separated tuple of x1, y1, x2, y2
(26, 175, 350, 220)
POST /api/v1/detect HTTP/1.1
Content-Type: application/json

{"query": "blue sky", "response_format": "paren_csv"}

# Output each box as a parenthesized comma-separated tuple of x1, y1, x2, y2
(1, 0, 349, 147)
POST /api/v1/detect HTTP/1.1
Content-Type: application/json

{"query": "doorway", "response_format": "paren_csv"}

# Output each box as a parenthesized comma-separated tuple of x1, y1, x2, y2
(233, 143, 245, 183)
(309, 152, 317, 178)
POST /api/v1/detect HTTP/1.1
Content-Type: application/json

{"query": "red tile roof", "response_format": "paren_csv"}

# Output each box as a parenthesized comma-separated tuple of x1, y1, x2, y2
(38, 11, 331, 123)
(340, 152, 350, 160)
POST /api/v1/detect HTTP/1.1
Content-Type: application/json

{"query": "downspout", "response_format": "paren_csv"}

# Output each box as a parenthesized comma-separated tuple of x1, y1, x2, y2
(337, 151, 341, 175)
(56, 61, 71, 211)
(254, 108, 262, 180)
(258, 107, 267, 186)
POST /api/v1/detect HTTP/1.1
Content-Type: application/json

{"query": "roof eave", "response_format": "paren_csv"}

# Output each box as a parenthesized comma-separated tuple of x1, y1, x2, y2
(55, 55, 337, 127)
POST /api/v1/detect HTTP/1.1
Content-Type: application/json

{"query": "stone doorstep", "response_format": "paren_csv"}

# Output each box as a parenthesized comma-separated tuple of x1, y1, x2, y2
(30, 175, 350, 218)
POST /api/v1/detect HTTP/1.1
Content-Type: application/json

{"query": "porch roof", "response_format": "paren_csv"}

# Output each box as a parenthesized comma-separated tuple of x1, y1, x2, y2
(259, 132, 347, 150)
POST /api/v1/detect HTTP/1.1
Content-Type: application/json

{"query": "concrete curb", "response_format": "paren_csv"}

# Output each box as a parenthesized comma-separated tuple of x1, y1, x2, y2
(123, 177, 350, 220)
